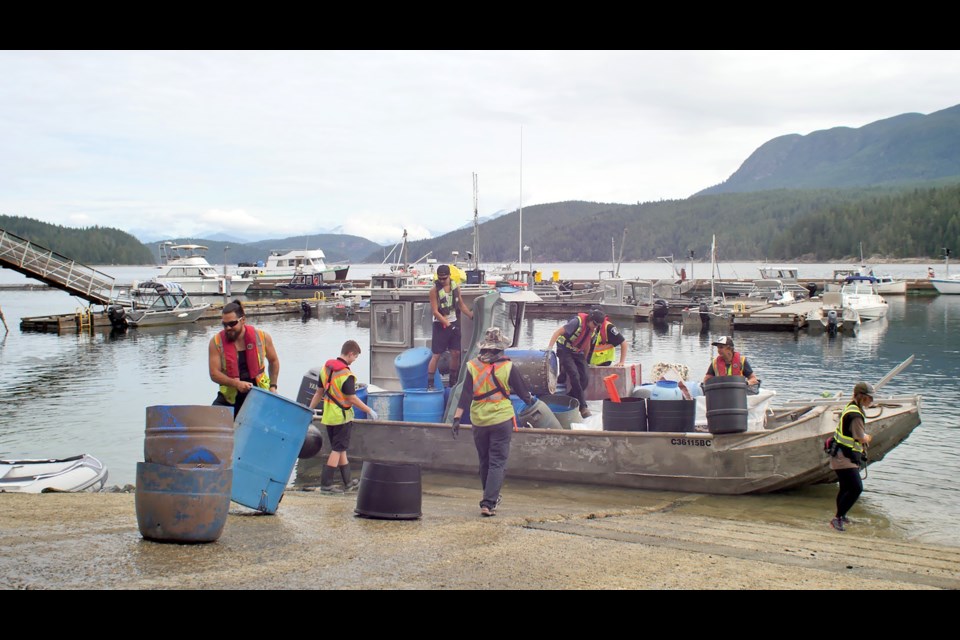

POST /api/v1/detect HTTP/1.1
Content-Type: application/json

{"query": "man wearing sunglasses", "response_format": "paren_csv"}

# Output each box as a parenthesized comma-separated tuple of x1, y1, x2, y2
(427, 264, 474, 390)
(208, 300, 281, 415)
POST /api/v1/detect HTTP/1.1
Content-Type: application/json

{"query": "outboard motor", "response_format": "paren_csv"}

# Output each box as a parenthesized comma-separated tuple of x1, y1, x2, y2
(826, 309, 839, 335)
(559, 280, 574, 292)
(698, 301, 710, 329)
(806, 282, 818, 299)
(107, 305, 127, 330)
(300, 300, 312, 318)
(652, 298, 669, 322)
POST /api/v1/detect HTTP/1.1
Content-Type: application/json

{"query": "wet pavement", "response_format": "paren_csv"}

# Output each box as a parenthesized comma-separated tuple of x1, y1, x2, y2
(3, 473, 959, 590)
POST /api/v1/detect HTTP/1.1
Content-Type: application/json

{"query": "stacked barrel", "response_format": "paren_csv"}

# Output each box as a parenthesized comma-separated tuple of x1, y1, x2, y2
(136, 406, 235, 543)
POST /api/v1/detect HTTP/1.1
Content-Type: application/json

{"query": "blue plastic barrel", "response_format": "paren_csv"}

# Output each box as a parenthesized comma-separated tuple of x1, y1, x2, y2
(231, 388, 314, 514)
(650, 380, 684, 400)
(367, 391, 404, 421)
(353, 383, 369, 419)
(395, 347, 443, 390)
(403, 388, 445, 423)
(135, 461, 232, 543)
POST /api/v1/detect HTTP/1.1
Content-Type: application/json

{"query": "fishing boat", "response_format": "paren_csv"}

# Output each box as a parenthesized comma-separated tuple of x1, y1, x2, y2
(276, 273, 342, 299)
(108, 280, 210, 328)
(831, 267, 907, 295)
(840, 275, 889, 320)
(805, 292, 861, 336)
(238, 248, 349, 289)
(0, 454, 108, 493)
(156, 243, 252, 295)
(298, 287, 921, 495)
(930, 248, 960, 294)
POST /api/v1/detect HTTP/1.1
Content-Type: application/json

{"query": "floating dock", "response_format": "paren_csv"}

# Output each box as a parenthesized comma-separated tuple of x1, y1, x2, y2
(20, 299, 309, 334)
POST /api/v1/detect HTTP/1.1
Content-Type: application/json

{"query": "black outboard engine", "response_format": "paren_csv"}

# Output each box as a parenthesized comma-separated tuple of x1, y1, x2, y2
(652, 298, 669, 322)
(559, 280, 574, 292)
(698, 301, 710, 329)
(806, 282, 818, 299)
(107, 305, 127, 330)
(301, 300, 312, 318)
(826, 309, 839, 335)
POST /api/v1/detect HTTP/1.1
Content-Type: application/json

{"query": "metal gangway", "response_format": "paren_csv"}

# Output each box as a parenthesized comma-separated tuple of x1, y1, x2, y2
(0, 227, 116, 305)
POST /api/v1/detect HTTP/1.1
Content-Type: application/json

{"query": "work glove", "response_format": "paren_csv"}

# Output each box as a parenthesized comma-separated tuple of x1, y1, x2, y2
(452, 417, 461, 439)
(366, 408, 379, 421)
(746, 380, 761, 396)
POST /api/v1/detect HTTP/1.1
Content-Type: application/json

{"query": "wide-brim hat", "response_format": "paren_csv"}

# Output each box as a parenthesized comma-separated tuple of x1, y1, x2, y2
(478, 327, 510, 350)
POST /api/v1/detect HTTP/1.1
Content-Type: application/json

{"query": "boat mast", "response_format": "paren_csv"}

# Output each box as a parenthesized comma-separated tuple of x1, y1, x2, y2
(711, 235, 716, 300)
(518, 126, 523, 267)
(472, 172, 480, 270)
(618, 229, 628, 277)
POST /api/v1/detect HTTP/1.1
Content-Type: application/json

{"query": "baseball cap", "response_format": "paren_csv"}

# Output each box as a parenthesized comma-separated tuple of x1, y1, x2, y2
(478, 326, 510, 351)
(588, 308, 605, 324)
(711, 336, 734, 348)
(853, 381, 875, 397)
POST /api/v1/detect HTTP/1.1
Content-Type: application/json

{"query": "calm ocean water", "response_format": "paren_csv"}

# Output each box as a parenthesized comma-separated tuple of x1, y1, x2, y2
(1, 261, 957, 546)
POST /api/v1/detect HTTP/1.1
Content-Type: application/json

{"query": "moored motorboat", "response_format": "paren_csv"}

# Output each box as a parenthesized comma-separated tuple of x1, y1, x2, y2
(156, 243, 252, 295)
(108, 280, 210, 328)
(0, 454, 108, 493)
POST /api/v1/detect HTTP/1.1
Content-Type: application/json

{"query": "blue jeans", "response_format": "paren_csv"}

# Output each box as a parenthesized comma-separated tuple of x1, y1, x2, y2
(472, 418, 513, 509)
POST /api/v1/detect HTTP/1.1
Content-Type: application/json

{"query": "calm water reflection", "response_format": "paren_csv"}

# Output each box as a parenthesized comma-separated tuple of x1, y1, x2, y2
(1, 271, 958, 546)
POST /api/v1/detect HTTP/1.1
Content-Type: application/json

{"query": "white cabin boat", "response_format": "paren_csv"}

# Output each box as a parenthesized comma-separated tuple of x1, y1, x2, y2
(240, 249, 349, 286)
(930, 275, 960, 295)
(156, 243, 252, 296)
(840, 275, 889, 320)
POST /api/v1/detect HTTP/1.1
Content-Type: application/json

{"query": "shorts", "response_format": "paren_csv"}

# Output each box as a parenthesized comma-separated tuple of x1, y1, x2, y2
(326, 422, 352, 452)
(431, 320, 461, 355)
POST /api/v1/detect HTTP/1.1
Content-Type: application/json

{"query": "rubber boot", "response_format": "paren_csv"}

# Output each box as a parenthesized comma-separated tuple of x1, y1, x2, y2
(340, 464, 360, 491)
(321, 465, 343, 493)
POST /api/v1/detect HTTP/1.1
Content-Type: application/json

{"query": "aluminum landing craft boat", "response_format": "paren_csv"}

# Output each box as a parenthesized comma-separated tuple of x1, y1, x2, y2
(297, 287, 922, 495)
(107, 280, 210, 328)
(0, 454, 108, 493)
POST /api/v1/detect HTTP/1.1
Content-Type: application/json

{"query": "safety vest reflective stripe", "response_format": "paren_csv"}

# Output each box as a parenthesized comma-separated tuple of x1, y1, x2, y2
(714, 353, 743, 376)
(467, 359, 515, 426)
(558, 313, 592, 353)
(590, 319, 615, 365)
(437, 281, 458, 317)
(215, 329, 269, 404)
(321, 366, 356, 426)
(833, 403, 865, 453)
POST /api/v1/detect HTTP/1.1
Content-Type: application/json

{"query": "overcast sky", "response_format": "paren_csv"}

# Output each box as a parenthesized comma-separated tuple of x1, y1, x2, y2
(2, 50, 958, 244)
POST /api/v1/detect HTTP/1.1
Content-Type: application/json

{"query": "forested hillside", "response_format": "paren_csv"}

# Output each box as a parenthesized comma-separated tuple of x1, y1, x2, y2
(0, 215, 154, 264)
(381, 184, 960, 263)
(699, 104, 960, 195)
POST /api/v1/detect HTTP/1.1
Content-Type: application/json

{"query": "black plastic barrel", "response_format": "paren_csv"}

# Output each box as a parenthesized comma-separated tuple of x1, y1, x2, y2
(646, 399, 696, 432)
(602, 397, 647, 431)
(354, 461, 422, 520)
(704, 375, 749, 434)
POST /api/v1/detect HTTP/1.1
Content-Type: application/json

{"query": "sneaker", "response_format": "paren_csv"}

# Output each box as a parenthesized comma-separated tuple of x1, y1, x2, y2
(830, 516, 845, 532)
(344, 479, 360, 492)
(320, 485, 344, 494)
(580, 407, 592, 418)
(480, 506, 495, 517)
(840, 516, 851, 525)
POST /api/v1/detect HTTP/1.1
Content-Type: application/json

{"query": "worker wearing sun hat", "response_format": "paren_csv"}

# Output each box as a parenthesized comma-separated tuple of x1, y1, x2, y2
(453, 327, 534, 517)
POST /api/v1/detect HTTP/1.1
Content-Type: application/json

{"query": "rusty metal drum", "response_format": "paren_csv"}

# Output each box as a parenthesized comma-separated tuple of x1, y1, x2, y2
(144, 405, 235, 469)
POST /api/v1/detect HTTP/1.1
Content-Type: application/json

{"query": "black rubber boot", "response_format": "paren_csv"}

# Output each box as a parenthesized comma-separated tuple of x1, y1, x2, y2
(340, 464, 360, 491)
(321, 465, 343, 493)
